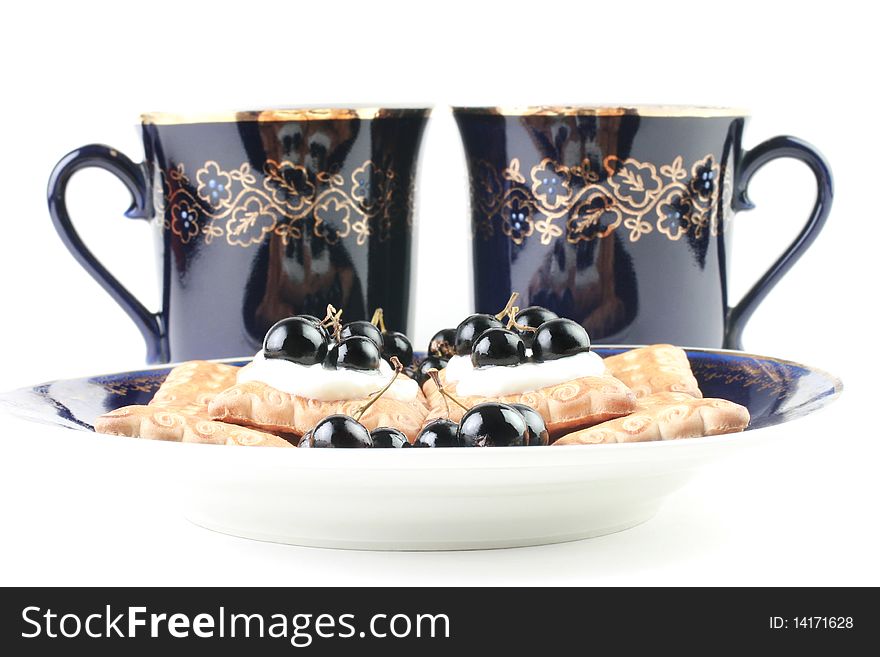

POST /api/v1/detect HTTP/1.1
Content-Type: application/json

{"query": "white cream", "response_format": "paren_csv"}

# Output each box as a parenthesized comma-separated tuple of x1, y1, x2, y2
(453, 350, 606, 397)
(443, 354, 476, 383)
(238, 351, 419, 402)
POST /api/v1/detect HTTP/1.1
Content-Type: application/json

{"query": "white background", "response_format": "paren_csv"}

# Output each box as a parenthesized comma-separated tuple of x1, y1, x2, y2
(0, 0, 876, 585)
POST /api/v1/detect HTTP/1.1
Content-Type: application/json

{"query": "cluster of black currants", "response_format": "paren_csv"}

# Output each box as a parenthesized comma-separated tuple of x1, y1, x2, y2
(419, 304, 591, 375)
(297, 416, 411, 449)
(410, 327, 456, 385)
(467, 307, 592, 368)
(412, 304, 592, 384)
(414, 402, 549, 448)
(297, 401, 550, 449)
(263, 312, 414, 372)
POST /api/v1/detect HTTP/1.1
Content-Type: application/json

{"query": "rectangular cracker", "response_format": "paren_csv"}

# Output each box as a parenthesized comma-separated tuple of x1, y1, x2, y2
(421, 375, 637, 438)
(604, 345, 702, 399)
(95, 361, 293, 448)
(207, 379, 429, 444)
(553, 392, 750, 445)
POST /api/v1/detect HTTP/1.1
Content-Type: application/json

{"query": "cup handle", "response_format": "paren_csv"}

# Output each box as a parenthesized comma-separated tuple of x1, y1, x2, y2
(724, 136, 833, 350)
(47, 144, 167, 363)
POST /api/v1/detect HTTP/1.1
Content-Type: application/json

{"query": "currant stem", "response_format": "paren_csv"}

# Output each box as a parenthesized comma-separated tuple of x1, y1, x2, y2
(427, 368, 469, 415)
(427, 369, 450, 418)
(494, 292, 520, 321)
(354, 356, 403, 422)
(322, 304, 343, 341)
(506, 309, 538, 333)
(370, 307, 387, 333)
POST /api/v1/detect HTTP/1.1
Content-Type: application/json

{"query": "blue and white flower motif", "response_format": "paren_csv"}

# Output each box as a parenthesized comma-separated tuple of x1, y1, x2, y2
(352, 162, 385, 211)
(531, 159, 571, 210)
(196, 161, 232, 205)
(501, 196, 534, 244)
(657, 193, 692, 240)
(690, 156, 718, 200)
(170, 199, 200, 244)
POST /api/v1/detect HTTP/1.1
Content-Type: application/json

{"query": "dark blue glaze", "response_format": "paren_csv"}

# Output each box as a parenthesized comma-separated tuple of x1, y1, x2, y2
(454, 108, 833, 350)
(0, 349, 841, 435)
(48, 109, 430, 363)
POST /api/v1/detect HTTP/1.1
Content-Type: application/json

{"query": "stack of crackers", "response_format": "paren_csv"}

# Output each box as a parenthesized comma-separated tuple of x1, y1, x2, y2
(95, 345, 749, 448)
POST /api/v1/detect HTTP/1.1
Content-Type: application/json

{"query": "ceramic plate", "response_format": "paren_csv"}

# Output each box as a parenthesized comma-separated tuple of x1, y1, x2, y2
(0, 348, 841, 550)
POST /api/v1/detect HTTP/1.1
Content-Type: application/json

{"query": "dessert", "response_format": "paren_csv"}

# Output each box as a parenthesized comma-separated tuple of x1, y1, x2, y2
(603, 344, 701, 399)
(421, 295, 637, 437)
(95, 360, 293, 447)
(554, 392, 750, 444)
(93, 294, 750, 449)
(208, 308, 428, 442)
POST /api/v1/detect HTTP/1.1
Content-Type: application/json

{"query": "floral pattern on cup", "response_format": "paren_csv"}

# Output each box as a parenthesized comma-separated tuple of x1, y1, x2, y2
(351, 162, 387, 212)
(226, 197, 277, 247)
(158, 158, 408, 249)
(657, 193, 693, 240)
(606, 158, 664, 208)
(195, 162, 233, 207)
(501, 194, 534, 244)
(690, 155, 718, 200)
(263, 161, 315, 213)
(530, 159, 572, 211)
(469, 153, 725, 246)
(313, 196, 352, 245)
(473, 161, 504, 216)
(169, 199, 200, 244)
(567, 193, 622, 241)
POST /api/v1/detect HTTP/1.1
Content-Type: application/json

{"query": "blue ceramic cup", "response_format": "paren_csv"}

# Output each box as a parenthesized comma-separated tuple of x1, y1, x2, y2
(48, 107, 430, 363)
(454, 105, 832, 349)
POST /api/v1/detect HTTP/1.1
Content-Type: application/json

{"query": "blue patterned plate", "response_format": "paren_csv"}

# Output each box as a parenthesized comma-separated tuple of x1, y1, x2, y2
(0, 348, 843, 550)
(0, 348, 841, 435)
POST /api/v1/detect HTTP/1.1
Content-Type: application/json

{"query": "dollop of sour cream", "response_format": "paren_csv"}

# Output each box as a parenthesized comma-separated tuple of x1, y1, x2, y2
(447, 350, 606, 398)
(238, 351, 419, 402)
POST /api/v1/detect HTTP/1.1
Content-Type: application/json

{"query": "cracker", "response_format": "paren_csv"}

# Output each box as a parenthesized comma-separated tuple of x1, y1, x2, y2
(94, 361, 293, 448)
(604, 344, 702, 399)
(553, 392, 749, 445)
(208, 380, 428, 444)
(421, 375, 637, 438)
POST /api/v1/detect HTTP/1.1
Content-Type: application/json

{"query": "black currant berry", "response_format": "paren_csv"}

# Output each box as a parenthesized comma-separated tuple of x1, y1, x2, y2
(370, 427, 411, 448)
(428, 328, 457, 358)
(471, 328, 527, 368)
(413, 356, 448, 386)
(263, 317, 328, 366)
(382, 331, 414, 366)
(309, 415, 373, 448)
(515, 306, 558, 328)
(297, 314, 330, 341)
(509, 403, 550, 446)
(297, 430, 312, 448)
(457, 402, 528, 447)
(340, 321, 384, 351)
(514, 306, 558, 347)
(454, 314, 504, 356)
(325, 336, 381, 371)
(414, 419, 463, 447)
(530, 318, 591, 362)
